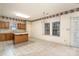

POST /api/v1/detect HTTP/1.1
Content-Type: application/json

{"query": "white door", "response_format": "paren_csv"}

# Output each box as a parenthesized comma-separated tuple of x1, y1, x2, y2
(71, 17, 79, 47)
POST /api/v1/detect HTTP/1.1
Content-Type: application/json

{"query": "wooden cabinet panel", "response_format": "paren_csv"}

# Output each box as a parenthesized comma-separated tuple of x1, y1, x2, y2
(1, 22, 4, 29)
(0, 21, 9, 29)
(5, 22, 9, 29)
(2, 34, 5, 41)
(0, 23, 2, 28)
(17, 23, 26, 30)
(14, 34, 28, 44)
(5, 33, 14, 40)
(0, 34, 5, 41)
(6, 34, 10, 40)
(0, 33, 14, 41)
(17, 23, 20, 29)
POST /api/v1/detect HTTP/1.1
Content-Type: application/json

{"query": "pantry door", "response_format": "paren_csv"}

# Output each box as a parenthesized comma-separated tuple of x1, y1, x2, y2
(71, 17, 79, 47)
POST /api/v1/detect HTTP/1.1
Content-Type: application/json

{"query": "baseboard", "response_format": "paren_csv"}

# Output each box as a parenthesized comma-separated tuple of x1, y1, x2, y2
(31, 36, 75, 48)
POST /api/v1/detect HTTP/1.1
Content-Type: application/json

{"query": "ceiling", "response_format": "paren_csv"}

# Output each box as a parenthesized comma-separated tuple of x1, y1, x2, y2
(0, 3, 79, 20)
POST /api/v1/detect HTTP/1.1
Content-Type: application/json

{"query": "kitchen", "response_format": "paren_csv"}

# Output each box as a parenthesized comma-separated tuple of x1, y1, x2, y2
(0, 16, 28, 44)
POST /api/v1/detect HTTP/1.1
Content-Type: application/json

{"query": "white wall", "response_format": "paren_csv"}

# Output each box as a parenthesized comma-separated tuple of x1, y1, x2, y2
(26, 21, 32, 38)
(31, 12, 79, 46)
(31, 17, 66, 45)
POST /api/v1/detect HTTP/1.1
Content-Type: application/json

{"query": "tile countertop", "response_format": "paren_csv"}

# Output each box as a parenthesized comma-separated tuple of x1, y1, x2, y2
(14, 33, 28, 35)
(0, 32, 12, 33)
(0, 32, 28, 35)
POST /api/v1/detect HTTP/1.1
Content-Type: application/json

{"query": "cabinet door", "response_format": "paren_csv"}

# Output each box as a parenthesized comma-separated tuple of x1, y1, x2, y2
(0, 34, 5, 41)
(2, 34, 6, 41)
(0, 22, 9, 29)
(0, 34, 1, 41)
(21, 23, 26, 29)
(0, 22, 4, 29)
(6, 33, 13, 40)
(22, 24, 26, 29)
(17, 23, 26, 30)
(5, 34, 10, 40)
(0, 22, 2, 28)
(2, 22, 5, 29)
(17, 23, 20, 29)
(5, 22, 9, 29)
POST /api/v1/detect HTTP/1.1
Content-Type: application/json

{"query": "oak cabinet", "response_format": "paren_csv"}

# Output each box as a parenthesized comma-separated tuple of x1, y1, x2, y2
(14, 34, 28, 44)
(0, 33, 29, 44)
(5, 33, 14, 40)
(0, 33, 14, 41)
(0, 21, 9, 29)
(0, 23, 1, 28)
(5, 22, 9, 29)
(17, 23, 26, 30)
(0, 34, 5, 41)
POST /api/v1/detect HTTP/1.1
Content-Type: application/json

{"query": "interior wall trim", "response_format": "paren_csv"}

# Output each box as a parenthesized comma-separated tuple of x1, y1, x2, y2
(31, 7, 79, 22)
(0, 7, 79, 22)
(0, 16, 27, 22)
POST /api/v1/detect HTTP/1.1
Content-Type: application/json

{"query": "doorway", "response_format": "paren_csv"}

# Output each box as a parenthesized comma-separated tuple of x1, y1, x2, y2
(71, 17, 79, 47)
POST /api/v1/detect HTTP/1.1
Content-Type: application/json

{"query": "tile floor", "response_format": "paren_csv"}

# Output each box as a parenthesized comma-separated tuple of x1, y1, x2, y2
(0, 38, 79, 56)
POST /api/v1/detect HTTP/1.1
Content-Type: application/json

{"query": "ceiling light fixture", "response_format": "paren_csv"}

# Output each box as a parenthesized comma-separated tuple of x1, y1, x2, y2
(15, 12, 30, 18)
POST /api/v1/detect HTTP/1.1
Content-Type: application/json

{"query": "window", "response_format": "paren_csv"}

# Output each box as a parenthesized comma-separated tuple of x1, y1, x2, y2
(44, 23, 50, 35)
(52, 22, 60, 36)
(11, 23, 17, 30)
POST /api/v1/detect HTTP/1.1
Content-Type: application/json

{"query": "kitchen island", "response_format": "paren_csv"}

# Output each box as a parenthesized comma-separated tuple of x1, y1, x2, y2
(13, 33, 28, 44)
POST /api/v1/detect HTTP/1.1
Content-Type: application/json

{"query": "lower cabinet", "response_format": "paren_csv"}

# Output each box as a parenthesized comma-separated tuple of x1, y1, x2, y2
(0, 33, 14, 41)
(6, 33, 14, 40)
(14, 34, 28, 44)
(0, 34, 5, 41)
(0, 33, 28, 44)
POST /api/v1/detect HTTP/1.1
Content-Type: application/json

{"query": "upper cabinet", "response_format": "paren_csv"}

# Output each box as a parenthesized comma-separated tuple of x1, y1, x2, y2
(0, 21, 9, 29)
(17, 23, 26, 30)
